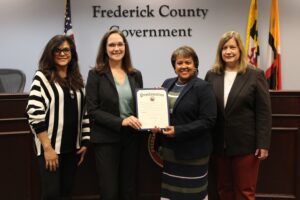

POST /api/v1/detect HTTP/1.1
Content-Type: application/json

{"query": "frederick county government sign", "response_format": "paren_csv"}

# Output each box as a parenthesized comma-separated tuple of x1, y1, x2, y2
(92, 4, 209, 37)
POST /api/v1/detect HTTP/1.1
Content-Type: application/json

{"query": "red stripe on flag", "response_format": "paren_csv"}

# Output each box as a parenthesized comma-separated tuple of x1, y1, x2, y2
(266, 0, 281, 90)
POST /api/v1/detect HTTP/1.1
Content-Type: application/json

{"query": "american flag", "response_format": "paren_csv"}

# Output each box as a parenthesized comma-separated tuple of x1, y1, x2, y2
(64, 0, 74, 40)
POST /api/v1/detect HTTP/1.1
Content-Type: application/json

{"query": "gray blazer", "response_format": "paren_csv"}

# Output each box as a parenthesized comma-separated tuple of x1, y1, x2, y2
(205, 66, 272, 156)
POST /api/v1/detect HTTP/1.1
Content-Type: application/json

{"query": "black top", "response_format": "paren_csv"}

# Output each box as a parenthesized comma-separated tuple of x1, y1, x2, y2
(60, 87, 78, 153)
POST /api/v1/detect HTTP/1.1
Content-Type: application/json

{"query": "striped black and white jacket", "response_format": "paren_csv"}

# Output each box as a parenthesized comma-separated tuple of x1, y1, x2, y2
(26, 70, 90, 155)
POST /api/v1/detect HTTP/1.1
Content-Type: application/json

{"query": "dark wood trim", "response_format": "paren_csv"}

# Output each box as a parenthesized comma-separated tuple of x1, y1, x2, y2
(0, 130, 31, 135)
(256, 128, 300, 199)
(0, 92, 300, 199)
(270, 91, 300, 96)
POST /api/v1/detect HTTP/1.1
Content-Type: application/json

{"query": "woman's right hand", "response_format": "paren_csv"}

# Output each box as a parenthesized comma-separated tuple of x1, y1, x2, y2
(37, 132, 59, 171)
(43, 146, 59, 172)
(122, 115, 142, 130)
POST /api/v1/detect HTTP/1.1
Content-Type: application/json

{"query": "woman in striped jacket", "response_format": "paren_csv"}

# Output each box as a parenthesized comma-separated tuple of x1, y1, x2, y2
(26, 35, 90, 200)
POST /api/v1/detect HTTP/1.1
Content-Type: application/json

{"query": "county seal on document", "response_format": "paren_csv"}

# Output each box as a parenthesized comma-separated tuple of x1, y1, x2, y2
(136, 88, 169, 130)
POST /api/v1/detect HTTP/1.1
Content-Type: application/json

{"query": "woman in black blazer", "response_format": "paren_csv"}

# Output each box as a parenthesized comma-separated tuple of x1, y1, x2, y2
(205, 31, 272, 200)
(86, 29, 143, 200)
(152, 46, 217, 199)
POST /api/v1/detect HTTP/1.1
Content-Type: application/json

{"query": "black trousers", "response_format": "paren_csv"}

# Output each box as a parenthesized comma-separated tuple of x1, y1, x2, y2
(38, 152, 79, 200)
(93, 130, 139, 200)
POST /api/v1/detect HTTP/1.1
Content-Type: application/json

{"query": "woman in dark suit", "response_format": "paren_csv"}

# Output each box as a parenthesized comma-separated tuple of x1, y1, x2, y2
(152, 46, 217, 199)
(86, 29, 143, 200)
(205, 31, 272, 200)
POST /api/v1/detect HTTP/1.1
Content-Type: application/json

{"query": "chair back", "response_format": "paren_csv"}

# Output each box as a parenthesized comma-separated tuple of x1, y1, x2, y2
(0, 68, 26, 93)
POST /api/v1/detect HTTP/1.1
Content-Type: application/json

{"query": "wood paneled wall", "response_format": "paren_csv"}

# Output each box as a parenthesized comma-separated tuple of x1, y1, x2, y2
(0, 91, 299, 200)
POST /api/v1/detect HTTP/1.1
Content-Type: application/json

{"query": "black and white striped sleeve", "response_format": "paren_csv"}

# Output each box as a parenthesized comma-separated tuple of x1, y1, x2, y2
(26, 71, 49, 135)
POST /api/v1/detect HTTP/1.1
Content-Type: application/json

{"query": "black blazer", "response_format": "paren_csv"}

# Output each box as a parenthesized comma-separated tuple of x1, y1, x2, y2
(205, 66, 272, 156)
(86, 68, 143, 143)
(161, 76, 217, 160)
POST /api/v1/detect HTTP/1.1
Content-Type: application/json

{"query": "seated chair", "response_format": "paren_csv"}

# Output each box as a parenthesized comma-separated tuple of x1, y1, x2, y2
(0, 68, 26, 93)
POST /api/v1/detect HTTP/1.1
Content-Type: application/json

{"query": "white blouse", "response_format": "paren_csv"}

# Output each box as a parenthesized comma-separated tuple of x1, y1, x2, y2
(224, 71, 237, 108)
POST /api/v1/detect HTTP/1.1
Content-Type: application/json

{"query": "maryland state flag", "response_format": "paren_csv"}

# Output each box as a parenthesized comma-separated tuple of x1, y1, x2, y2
(266, 0, 282, 90)
(245, 0, 260, 67)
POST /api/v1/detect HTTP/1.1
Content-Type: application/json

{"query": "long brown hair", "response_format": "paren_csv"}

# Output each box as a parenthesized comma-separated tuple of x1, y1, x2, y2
(212, 31, 248, 74)
(38, 35, 84, 90)
(94, 29, 136, 74)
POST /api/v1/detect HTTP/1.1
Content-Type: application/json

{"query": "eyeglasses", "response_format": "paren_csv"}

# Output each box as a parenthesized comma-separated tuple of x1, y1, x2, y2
(54, 48, 71, 55)
(107, 42, 125, 48)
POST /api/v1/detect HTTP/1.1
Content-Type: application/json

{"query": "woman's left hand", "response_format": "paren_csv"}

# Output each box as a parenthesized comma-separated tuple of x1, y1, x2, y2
(162, 126, 175, 137)
(77, 146, 87, 166)
(255, 148, 269, 160)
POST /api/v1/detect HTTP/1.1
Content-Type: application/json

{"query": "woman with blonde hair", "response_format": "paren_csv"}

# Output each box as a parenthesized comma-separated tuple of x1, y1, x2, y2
(205, 31, 271, 200)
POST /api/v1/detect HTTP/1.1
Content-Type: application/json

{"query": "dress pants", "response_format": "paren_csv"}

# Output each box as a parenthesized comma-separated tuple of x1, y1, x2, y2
(93, 130, 138, 200)
(38, 152, 79, 200)
(214, 153, 260, 200)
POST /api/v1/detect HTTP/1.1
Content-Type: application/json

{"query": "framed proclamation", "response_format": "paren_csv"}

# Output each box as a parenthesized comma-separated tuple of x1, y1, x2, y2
(136, 88, 169, 130)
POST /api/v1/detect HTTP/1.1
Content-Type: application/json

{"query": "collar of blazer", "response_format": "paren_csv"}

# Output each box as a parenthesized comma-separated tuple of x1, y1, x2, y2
(223, 69, 251, 114)
(104, 68, 136, 87)
(104, 69, 116, 88)
(164, 75, 198, 112)
(104, 68, 138, 106)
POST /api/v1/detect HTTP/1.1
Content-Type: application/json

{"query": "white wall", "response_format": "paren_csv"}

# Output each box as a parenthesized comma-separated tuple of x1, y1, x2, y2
(0, 0, 299, 91)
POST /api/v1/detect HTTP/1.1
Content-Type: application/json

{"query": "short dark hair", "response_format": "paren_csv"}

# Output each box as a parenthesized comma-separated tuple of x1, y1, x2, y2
(171, 45, 199, 70)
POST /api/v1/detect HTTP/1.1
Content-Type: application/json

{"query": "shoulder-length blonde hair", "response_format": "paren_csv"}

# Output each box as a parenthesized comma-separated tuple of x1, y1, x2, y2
(211, 31, 248, 74)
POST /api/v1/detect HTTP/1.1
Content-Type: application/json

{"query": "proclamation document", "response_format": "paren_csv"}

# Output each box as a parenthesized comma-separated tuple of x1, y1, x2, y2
(136, 88, 169, 130)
